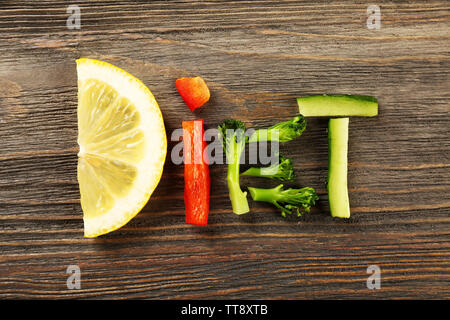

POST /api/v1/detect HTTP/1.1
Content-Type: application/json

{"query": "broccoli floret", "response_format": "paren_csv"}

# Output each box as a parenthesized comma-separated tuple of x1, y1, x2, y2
(247, 184, 318, 217)
(218, 119, 250, 215)
(248, 115, 306, 143)
(241, 154, 295, 182)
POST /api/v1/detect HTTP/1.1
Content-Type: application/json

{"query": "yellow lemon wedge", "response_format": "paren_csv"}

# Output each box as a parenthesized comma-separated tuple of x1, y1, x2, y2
(76, 58, 167, 238)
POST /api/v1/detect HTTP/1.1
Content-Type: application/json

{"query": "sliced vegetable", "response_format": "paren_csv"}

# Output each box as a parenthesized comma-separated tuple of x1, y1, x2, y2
(182, 120, 210, 225)
(327, 118, 350, 218)
(176, 76, 210, 112)
(241, 154, 295, 182)
(297, 95, 378, 117)
(248, 184, 318, 217)
(218, 119, 249, 215)
(248, 115, 306, 143)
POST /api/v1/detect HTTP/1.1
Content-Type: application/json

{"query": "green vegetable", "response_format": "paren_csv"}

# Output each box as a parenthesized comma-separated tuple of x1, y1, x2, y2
(297, 95, 378, 117)
(298, 94, 377, 219)
(218, 119, 250, 215)
(248, 184, 319, 217)
(241, 154, 295, 182)
(248, 115, 306, 143)
(328, 118, 350, 218)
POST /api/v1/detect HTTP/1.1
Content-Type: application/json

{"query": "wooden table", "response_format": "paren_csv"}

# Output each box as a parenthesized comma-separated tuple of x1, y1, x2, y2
(0, 1, 449, 299)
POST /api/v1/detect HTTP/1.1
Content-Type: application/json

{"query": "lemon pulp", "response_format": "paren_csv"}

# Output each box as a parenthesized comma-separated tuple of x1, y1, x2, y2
(76, 59, 167, 238)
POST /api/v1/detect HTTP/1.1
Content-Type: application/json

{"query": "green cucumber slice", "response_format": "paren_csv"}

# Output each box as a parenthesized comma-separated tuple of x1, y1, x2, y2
(297, 95, 378, 117)
(328, 118, 350, 218)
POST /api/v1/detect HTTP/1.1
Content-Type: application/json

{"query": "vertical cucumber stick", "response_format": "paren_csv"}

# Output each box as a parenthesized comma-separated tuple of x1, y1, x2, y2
(328, 118, 350, 218)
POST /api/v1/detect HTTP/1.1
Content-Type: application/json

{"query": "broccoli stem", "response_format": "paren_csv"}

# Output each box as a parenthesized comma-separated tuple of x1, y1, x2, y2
(241, 164, 280, 178)
(227, 161, 249, 214)
(247, 128, 278, 143)
(240, 167, 260, 177)
(225, 127, 249, 215)
(248, 185, 283, 203)
(218, 119, 250, 215)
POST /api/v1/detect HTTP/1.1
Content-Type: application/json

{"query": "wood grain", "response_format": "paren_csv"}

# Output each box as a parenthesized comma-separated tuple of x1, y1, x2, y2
(0, 0, 449, 299)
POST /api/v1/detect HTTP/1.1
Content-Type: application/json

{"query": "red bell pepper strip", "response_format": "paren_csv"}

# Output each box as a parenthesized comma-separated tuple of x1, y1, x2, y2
(176, 76, 210, 112)
(182, 120, 210, 226)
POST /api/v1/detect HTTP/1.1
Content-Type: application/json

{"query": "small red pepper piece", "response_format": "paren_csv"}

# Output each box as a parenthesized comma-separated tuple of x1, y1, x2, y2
(182, 120, 210, 226)
(176, 76, 210, 111)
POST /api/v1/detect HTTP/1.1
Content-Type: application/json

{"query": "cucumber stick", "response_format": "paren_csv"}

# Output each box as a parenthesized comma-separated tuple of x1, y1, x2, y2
(328, 118, 350, 218)
(297, 95, 378, 117)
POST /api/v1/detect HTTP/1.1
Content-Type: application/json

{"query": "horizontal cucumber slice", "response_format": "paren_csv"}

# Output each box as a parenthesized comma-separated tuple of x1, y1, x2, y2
(297, 95, 378, 117)
(328, 118, 350, 218)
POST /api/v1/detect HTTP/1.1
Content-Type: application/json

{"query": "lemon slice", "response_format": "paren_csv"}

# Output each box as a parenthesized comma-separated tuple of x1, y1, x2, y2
(76, 58, 167, 238)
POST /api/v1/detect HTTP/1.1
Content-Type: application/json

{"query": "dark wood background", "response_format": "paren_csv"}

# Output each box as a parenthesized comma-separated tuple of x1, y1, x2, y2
(0, 0, 449, 299)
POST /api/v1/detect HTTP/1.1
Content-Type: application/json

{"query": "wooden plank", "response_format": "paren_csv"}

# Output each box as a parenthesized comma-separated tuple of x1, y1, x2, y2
(0, 0, 449, 299)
